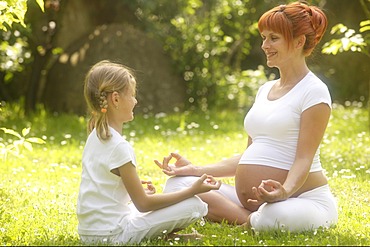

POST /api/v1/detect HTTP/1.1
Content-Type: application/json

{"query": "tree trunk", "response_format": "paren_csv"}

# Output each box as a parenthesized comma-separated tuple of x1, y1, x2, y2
(24, 0, 58, 114)
(25, 51, 49, 113)
(0, 71, 11, 101)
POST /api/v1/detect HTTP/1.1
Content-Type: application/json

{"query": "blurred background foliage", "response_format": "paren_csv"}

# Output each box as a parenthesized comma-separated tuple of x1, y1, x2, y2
(0, 0, 369, 116)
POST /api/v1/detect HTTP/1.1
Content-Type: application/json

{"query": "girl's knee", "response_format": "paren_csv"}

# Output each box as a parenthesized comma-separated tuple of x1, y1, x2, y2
(163, 176, 198, 193)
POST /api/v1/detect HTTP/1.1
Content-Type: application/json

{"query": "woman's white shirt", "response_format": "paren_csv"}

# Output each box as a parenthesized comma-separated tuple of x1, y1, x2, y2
(240, 71, 331, 172)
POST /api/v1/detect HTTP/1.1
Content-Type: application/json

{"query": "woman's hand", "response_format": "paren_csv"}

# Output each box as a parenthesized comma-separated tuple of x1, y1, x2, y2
(141, 180, 156, 195)
(247, 179, 288, 205)
(190, 174, 221, 194)
(154, 152, 196, 176)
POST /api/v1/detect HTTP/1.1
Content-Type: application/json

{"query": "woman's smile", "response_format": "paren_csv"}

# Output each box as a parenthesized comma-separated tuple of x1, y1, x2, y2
(265, 51, 277, 59)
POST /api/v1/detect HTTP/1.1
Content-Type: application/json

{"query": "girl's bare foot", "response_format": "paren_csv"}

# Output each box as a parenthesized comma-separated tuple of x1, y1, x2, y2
(166, 230, 204, 241)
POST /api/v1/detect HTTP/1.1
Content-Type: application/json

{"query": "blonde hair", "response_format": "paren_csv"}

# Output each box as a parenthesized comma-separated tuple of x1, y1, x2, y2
(258, 1, 328, 56)
(84, 60, 136, 141)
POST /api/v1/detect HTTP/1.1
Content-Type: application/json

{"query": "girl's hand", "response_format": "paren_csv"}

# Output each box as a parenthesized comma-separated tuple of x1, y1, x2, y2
(154, 152, 196, 176)
(247, 179, 288, 205)
(141, 180, 156, 195)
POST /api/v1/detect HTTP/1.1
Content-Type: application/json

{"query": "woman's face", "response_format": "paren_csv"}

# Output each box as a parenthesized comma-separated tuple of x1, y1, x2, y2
(260, 30, 293, 69)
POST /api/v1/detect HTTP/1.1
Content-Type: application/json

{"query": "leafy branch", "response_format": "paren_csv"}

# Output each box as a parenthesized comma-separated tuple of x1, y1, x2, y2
(322, 20, 370, 57)
(321, 0, 370, 131)
(0, 0, 44, 31)
(0, 127, 45, 160)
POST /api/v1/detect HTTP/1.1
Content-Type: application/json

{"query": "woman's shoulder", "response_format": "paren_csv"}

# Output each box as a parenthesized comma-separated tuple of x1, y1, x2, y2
(299, 72, 332, 109)
(305, 72, 329, 87)
(297, 72, 330, 95)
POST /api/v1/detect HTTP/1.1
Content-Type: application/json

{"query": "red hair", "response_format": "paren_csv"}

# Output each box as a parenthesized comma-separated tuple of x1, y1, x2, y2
(258, 1, 328, 56)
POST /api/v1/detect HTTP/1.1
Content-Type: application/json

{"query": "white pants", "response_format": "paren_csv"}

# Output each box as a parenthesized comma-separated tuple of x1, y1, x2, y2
(165, 176, 338, 232)
(79, 179, 208, 245)
(250, 184, 338, 231)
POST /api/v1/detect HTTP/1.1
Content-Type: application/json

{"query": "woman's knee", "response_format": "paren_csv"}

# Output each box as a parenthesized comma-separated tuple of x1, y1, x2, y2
(250, 200, 328, 232)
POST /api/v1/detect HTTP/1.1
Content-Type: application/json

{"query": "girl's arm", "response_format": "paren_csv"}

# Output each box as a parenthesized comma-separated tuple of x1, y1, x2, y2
(118, 163, 221, 212)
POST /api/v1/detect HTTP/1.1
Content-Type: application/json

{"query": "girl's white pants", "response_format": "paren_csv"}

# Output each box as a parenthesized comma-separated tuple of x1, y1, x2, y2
(79, 178, 207, 244)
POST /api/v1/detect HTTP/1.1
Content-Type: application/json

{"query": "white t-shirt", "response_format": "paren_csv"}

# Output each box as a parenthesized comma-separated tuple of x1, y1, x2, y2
(239, 71, 331, 172)
(77, 127, 137, 236)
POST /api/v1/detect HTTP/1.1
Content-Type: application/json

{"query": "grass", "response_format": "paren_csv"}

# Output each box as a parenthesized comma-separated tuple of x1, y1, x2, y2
(0, 101, 369, 246)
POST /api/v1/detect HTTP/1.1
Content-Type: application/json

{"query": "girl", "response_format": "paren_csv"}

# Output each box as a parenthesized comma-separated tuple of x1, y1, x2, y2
(76, 60, 221, 244)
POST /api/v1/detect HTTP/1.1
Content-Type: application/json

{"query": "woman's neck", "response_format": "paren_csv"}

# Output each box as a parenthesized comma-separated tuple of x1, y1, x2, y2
(278, 63, 309, 87)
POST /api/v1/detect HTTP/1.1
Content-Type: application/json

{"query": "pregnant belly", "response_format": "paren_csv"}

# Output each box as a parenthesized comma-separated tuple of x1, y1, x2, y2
(235, 164, 327, 211)
(235, 164, 288, 211)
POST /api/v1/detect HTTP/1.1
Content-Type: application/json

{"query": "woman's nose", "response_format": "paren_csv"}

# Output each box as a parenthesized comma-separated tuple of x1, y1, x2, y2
(261, 40, 269, 50)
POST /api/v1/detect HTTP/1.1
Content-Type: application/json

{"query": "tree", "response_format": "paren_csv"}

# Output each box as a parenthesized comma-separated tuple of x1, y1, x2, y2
(23, 0, 59, 114)
(322, 0, 370, 130)
(135, 0, 278, 111)
(0, 0, 44, 104)
(0, 0, 39, 31)
(2, 0, 368, 115)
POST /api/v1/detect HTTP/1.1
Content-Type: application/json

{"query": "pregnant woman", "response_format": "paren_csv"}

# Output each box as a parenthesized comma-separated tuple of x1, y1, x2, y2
(155, 1, 338, 232)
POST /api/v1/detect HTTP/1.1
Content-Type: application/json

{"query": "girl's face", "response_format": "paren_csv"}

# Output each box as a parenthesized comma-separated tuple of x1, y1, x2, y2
(118, 84, 137, 123)
(260, 30, 294, 69)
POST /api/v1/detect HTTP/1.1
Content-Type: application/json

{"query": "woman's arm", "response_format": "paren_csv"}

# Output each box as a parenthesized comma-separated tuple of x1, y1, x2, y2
(118, 162, 221, 212)
(283, 103, 331, 196)
(155, 136, 251, 178)
(194, 154, 242, 177)
(155, 153, 241, 178)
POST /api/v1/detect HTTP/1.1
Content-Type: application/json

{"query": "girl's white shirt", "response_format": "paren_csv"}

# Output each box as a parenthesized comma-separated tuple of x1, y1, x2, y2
(77, 127, 136, 236)
(240, 71, 332, 172)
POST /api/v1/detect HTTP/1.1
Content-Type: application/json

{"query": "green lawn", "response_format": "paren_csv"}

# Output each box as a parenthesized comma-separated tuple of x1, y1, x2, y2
(0, 102, 369, 246)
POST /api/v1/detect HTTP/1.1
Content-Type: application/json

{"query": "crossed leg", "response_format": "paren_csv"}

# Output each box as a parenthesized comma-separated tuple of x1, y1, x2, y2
(164, 176, 251, 225)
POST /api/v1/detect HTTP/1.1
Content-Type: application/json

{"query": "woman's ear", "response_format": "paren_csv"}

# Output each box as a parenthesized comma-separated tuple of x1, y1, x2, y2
(295, 35, 306, 49)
